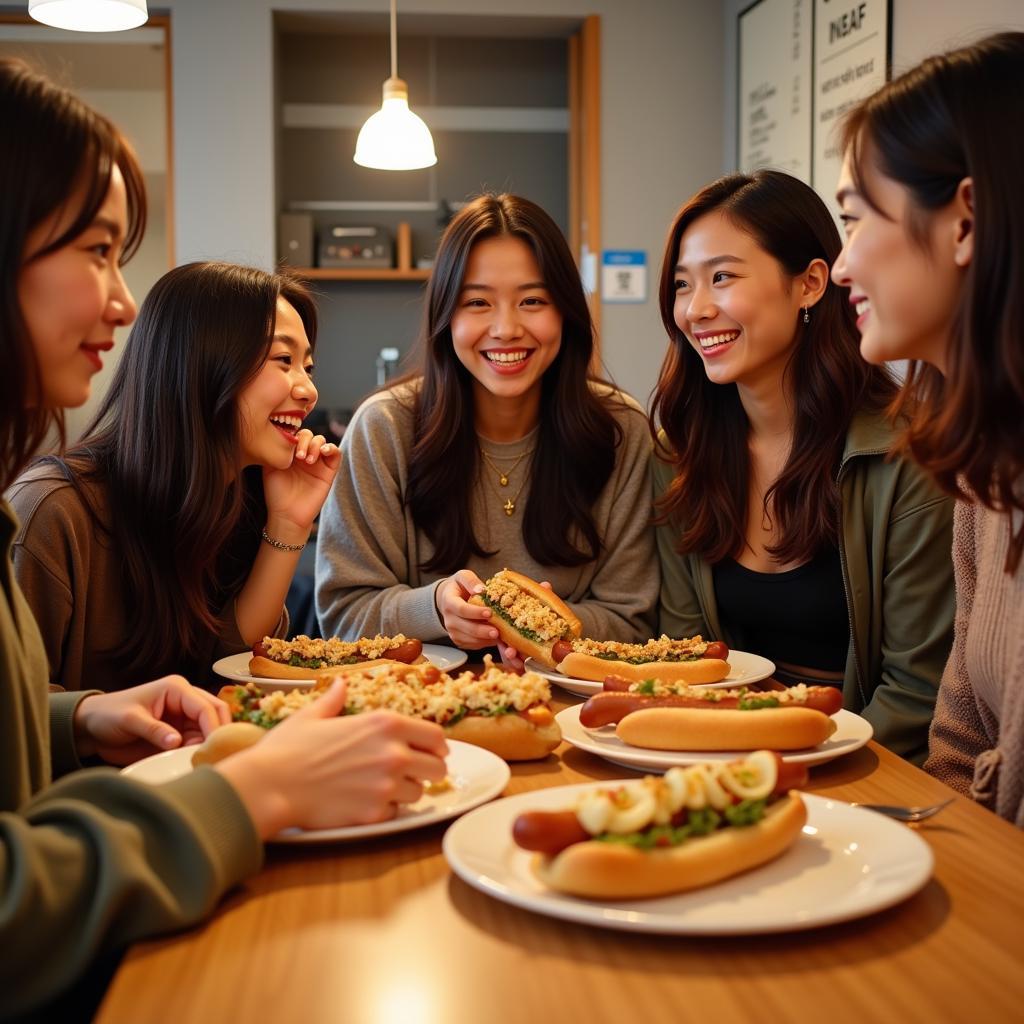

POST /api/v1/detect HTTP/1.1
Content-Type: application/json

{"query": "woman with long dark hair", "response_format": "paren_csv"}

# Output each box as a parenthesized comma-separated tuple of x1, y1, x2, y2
(832, 32, 1024, 823)
(0, 58, 446, 1016)
(651, 169, 954, 763)
(12, 260, 336, 692)
(316, 193, 657, 658)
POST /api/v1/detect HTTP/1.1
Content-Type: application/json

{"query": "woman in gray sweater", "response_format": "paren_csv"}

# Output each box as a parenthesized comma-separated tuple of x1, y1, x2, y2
(832, 32, 1024, 825)
(316, 194, 658, 661)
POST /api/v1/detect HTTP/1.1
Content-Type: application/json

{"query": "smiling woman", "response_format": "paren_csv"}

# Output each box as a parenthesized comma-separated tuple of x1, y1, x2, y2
(316, 193, 658, 658)
(650, 170, 956, 765)
(8, 260, 341, 692)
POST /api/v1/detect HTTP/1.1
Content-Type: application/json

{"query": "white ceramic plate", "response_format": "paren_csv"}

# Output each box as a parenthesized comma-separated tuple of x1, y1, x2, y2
(556, 704, 873, 771)
(212, 643, 469, 691)
(122, 740, 509, 844)
(443, 789, 933, 934)
(525, 649, 776, 698)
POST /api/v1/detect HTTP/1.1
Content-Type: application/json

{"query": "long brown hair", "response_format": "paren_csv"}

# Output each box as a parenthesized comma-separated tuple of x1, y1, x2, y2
(52, 262, 317, 677)
(403, 193, 626, 573)
(0, 57, 145, 492)
(651, 170, 897, 564)
(841, 32, 1024, 573)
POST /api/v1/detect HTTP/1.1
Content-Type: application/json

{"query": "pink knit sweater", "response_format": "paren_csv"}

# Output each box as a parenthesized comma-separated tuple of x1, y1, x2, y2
(925, 499, 1024, 826)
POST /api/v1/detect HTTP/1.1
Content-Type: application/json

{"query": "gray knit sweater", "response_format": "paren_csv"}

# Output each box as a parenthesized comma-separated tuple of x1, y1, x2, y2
(315, 380, 658, 644)
(925, 499, 1024, 826)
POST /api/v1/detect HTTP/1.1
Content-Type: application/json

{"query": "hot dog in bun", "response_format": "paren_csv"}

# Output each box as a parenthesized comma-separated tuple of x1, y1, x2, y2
(513, 751, 807, 899)
(580, 681, 842, 751)
(220, 659, 561, 761)
(468, 570, 582, 669)
(248, 634, 424, 681)
(553, 635, 730, 684)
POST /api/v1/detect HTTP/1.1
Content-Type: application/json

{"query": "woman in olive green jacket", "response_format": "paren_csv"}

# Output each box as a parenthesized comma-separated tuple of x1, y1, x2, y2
(651, 170, 954, 765)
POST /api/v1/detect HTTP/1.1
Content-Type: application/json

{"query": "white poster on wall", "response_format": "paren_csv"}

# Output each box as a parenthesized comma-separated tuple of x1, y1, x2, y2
(812, 0, 890, 213)
(738, 0, 812, 182)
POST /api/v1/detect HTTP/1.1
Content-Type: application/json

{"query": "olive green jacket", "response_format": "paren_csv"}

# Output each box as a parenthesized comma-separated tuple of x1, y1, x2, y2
(654, 411, 956, 765)
(0, 499, 263, 1017)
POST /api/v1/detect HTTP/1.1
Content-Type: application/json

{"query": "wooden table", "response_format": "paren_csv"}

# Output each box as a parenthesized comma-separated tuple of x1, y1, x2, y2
(97, 698, 1024, 1024)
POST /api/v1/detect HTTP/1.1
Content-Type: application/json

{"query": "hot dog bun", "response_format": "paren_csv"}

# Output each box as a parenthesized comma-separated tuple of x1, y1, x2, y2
(558, 651, 730, 684)
(616, 706, 837, 751)
(532, 791, 806, 899)
(446, 713, 560, 761)
(248, 655, 399, 682)
(190, 722, 265, 766)
(468, 570, 582, 669)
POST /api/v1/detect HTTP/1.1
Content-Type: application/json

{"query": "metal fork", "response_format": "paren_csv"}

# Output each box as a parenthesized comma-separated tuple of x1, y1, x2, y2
(851, 797, 955, 822)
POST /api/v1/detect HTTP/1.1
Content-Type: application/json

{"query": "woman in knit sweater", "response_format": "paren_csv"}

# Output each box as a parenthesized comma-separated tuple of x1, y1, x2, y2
(832, 32, 1024, 824)
(316, 194, 657, 663)
(0, 58, 446, 1016)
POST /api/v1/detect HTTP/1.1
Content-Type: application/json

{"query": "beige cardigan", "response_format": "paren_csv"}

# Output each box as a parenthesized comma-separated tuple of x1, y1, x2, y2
(925, 499, 1024, 826)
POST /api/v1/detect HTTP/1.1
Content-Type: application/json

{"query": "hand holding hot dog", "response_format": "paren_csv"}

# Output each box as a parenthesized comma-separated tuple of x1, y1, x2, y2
(435, 569, 502, 649)
(214, 678, 449, 839)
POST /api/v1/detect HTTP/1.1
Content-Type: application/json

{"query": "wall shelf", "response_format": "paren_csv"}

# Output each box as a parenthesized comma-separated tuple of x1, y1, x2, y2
(291, 222, 430, 281)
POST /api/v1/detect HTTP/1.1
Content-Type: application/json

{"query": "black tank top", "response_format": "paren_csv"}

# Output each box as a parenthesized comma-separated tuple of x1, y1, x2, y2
(712, 545, 849, 672)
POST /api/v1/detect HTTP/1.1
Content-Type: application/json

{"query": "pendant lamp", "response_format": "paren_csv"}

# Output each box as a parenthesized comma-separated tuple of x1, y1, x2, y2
(28, 0, 148, 32)
(354, 0, 437, 171)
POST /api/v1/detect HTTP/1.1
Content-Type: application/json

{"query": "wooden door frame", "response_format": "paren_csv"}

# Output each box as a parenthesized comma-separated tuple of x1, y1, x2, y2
(569, 15, 601, 351)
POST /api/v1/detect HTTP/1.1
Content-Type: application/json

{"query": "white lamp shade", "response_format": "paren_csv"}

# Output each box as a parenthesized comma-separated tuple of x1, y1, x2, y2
(28, 0, 148, 32)
(354, 79, 437, 171)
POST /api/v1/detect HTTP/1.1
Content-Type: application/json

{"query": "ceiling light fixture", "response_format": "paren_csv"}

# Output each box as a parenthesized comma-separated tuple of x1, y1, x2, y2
(28, 0, 148, 32)
(353, 0, 437, 171)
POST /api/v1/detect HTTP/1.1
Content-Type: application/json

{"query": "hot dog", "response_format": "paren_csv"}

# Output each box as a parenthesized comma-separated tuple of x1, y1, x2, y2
(467, 569, 582, 670)
(552, 635, 730, 684)
(248, 634, 424, 681)
(579, 682, 842, 751)
(513, 751, 808, 899)
(220, 659, 561, 761)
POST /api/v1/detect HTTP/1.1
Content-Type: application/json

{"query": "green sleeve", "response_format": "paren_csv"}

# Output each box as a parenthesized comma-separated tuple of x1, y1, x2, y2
(861, 464, 956, 765)
(0, 766, 262, 1018)
(653, 452, 710, 639)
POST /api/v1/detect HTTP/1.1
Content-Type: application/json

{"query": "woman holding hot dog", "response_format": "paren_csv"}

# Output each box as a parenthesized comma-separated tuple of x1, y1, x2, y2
(831, 32, 1024, 824)
(0, 58, 447, 1018)
(652, 169, 955, 764)
(316, 193, 657, 661)
(11, 259, 337, 693)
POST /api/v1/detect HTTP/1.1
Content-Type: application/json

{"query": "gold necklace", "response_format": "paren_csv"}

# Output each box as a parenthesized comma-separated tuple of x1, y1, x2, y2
(479, 448, 534, 515)
(479, 446, 534, 487)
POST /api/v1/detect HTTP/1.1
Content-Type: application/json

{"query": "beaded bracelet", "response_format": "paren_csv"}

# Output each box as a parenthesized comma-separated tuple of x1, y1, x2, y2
(261, 528, 306, 552)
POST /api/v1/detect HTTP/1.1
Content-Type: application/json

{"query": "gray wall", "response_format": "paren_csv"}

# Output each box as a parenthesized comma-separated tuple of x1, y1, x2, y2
(163, 0, 725, 412)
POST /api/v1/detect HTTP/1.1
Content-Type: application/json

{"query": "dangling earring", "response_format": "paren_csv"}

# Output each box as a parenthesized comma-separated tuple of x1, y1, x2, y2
(802, 306, 810, 325)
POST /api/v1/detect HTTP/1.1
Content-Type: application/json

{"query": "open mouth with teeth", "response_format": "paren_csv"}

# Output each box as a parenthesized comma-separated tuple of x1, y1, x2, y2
(695, 330, 740, 354)
(854, 298, 871, 326)
(482, 348, 533, 373)
(269, 413, 303, 443)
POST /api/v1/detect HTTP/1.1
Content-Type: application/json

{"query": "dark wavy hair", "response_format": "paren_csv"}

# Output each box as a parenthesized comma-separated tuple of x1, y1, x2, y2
(0, 57, 145, 491)
(841, 31, 1024, 573)
(52, 261, 318, 677)
(402, 193, 626, 573)
(651, 170, 897, 564)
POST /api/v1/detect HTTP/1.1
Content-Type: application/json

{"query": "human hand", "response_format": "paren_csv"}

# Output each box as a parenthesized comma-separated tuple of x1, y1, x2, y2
(435, 569, 504, 649)
(215, 679, 449, 839)
(73, 676, 230, 766)
(262, 429, 341, 532)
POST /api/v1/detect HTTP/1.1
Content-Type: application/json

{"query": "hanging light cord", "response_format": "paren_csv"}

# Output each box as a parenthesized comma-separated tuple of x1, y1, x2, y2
(390, 0, 398, 80)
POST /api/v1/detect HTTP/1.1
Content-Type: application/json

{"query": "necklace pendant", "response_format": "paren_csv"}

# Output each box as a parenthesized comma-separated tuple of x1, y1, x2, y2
(499, 473, 509, 487)
(503, 498, 515, 516)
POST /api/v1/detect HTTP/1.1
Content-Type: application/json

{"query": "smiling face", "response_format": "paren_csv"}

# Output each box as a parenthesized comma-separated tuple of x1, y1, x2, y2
(673, 211, 807, 394)
(18, 165, 137, 409)
(449, 235, 563, 421)
(237, 297, 318, 469)
(832, 150, 965, 373)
